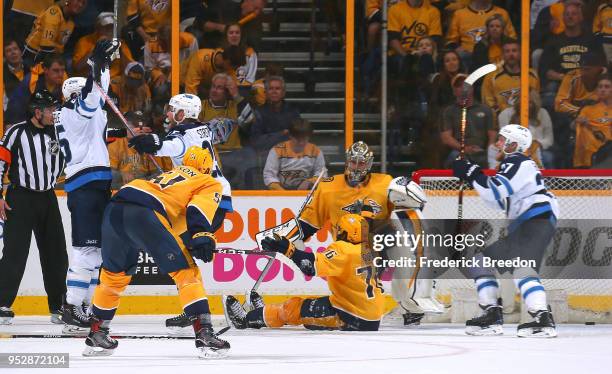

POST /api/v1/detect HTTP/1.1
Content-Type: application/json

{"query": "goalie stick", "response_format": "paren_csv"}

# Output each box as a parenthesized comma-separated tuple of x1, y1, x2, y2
(457, 64, 497, 223)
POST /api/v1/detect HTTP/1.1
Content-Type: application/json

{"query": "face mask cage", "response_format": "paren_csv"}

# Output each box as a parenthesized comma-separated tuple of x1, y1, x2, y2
(345, 143, 373, 185)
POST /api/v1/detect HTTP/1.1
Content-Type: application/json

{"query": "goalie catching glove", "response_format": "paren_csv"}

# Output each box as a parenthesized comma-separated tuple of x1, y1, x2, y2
(128, 134, 162, 154)
(261, 234, 296, 258)
(190, 232, 217, 263)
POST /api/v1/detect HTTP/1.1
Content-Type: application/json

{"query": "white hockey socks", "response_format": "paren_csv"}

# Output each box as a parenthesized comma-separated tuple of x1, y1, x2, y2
(475, 277, 499, 306)
(66, 247, 102, 306)
(515, 277, 547, 312)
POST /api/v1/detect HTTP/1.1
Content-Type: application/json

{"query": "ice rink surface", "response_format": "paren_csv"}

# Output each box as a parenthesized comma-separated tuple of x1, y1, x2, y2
(1, 316, 611, 374)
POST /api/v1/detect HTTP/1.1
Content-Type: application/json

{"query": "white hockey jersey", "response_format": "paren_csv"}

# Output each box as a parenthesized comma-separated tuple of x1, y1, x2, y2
(54, 68, 111, 192)
(154, 120, 234, 211)
(472, 153, 560, 225)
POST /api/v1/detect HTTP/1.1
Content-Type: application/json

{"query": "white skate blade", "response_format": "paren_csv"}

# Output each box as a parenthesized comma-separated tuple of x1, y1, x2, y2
(63, 324, 88, 335)
(517, 327, 557, 338)
(465, 324, 503, 336)
(197, 346, 229, 359)
(0, 317, 13, 325)
(83, 345, 115, 357)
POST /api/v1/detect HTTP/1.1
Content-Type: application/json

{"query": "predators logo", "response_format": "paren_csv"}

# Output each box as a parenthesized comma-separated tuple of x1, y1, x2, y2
(342, 199, 382, 216)
(467, 27, 486, 43)
(147, 0, 169, 12)
(499, 88, 520, 106)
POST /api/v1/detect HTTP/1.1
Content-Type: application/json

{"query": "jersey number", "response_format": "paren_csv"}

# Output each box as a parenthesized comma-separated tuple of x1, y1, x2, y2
(55, 125, 72, 163)
(151, 173, 186, 189)
(356, 266, 384, 299)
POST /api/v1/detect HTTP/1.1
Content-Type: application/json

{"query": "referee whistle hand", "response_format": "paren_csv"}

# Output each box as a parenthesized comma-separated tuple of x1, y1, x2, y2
(0, 200, 12, 221)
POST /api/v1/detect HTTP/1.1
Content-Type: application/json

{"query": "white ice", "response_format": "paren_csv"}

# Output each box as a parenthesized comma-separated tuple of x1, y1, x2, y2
(1, 316, 611, 374)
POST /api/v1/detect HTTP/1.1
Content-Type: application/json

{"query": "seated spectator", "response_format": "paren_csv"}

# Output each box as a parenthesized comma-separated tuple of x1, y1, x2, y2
(181, 47, 244, 96)
(22, 0, 86, 65)
(72, 12, 135, 79)
(429, 50, 466, 119)
(553, 52, 606, 167)
(125, 0, 171, 60)
(108, 111, 172, 188)
(388, 0, 442, 57)
(415, 36, 438, 78)
(593, 0, 612, 62)
(251, 63, 284, 106)
(3, 39, 30, 102)
(5, 54, 67, 125)
(110, 62, 152, 114)
(471, 14, 509, 73)
(532, 0, 583, 57)
(499, 90, 555, 168)
(365, 0, 384, 52)
(445, 0, 516, 67)
(4, 0, 54, 47)
(250, 76, 302, 155)
(144, 25, 198, 99)
(573, 74, 612, 168)
(263, 119, 327, 190)
(481, 39, 540, 116)
(539, 3, 604, 108)
(199, 73, 254, 151)
(224, 23, 257, 86)
(440, 74, 497, 168)
(192, 0, 266, 49)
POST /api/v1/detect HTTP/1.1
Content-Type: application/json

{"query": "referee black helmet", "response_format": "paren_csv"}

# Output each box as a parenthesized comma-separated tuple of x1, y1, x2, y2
(29, 89, 60, 114)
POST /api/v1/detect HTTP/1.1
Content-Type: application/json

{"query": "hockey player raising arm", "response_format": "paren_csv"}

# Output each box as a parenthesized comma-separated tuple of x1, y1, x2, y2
(55, 39, 120, 331)
(452, 124, 558, 338)
(225, 214, 385, 331)
(83, 147, 230, 358)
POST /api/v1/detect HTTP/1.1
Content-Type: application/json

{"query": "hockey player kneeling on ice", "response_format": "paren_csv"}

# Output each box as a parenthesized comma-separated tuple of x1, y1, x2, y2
(452, 124, 558, 338)
(83, 146, 230, 358)
(225, 214, 385, 331)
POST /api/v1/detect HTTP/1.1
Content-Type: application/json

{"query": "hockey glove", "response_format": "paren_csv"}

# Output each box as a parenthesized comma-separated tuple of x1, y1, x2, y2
(128, 134, 162, 154)
(261, 234, 295, 258)
(452, 158, 482, 185)
(190, 232, 216, 263)
(89, 39, 120, 79)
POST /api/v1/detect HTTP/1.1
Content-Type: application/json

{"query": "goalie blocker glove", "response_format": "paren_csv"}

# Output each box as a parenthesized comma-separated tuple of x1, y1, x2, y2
(128, 134, 163, 154)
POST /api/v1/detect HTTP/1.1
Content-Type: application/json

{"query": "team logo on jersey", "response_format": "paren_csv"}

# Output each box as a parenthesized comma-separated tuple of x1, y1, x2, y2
(467, 27, 486, 43)
(147, 0, 169, 12)
(499, 88, 520, 106)
(342, 199, 382, 216)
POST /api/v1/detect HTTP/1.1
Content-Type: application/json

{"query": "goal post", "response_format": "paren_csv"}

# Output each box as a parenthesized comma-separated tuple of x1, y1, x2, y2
(411, 169, 612, 323)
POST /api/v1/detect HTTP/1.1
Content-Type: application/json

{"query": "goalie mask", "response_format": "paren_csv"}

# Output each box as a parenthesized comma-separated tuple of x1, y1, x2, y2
(183, 146, 213, 174)
(345, 141, 373, 186)
(387, 177, 427, 210)
(166, 93, 202, 124)
(336, 214, 368, 244)
(498, 124, 532, 154)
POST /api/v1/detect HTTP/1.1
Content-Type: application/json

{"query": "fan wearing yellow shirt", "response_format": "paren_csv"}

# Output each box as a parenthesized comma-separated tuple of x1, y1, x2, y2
(388, 0, 442, 55)
(83, 146, 230, 358)
(225, 214, 385, 331)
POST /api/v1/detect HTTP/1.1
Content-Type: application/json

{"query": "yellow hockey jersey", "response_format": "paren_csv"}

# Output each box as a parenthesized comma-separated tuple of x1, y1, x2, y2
(574, 102, 612, 167)
(181, 48, 224, 95)
(113, 165, 222, 235)
(127, 0, 171, 35)
(25, 4, 75, 54)
(199, 99, 241, 151)
(315, 240, 385, 321)
(554, 69, 599, 116)
(481, 64, 540, 114)
(446, 5, 516, 52)
(388, 1, 442, 53)
(301, 173, 394, 238)
(594, 3, 612, 36)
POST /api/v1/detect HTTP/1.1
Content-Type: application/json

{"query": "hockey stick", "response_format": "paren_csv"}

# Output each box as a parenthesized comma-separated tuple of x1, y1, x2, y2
(214, 247, 276, 257)
(250, 168, 327, 294)
(457, 64, 497, 224)
(0, 329, 229, 340)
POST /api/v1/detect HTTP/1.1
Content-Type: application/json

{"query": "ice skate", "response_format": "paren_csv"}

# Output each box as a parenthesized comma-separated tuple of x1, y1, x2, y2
(465, 304, 503, 336)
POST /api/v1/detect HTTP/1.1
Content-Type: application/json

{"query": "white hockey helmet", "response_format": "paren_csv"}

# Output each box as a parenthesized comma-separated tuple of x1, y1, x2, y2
(62, 77, 86, 101)
(167, 93, 201, 123)
(387, 176, 427, 210)
(499, 124, 532, 154)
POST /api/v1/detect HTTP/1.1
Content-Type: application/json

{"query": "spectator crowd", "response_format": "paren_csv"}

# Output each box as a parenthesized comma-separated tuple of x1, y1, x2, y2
(2, 0, 610, 196)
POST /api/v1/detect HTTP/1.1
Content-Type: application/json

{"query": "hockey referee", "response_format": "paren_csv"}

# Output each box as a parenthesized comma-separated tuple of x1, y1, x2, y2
(0, 90, 67, 325)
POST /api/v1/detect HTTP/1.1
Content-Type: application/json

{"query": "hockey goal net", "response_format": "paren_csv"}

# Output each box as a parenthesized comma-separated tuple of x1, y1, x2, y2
(412, 169, 612, 323)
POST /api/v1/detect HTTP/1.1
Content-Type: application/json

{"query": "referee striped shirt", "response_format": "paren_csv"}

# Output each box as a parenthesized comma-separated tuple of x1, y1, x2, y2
(0, 120, 65, 193)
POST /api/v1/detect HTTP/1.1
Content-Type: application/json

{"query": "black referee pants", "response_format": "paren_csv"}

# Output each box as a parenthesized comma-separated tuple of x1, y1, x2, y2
(0, 186, 68, 311)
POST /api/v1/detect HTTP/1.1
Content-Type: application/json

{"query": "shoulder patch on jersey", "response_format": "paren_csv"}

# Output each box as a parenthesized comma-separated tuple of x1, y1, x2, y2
(322, 176, 335, 183)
